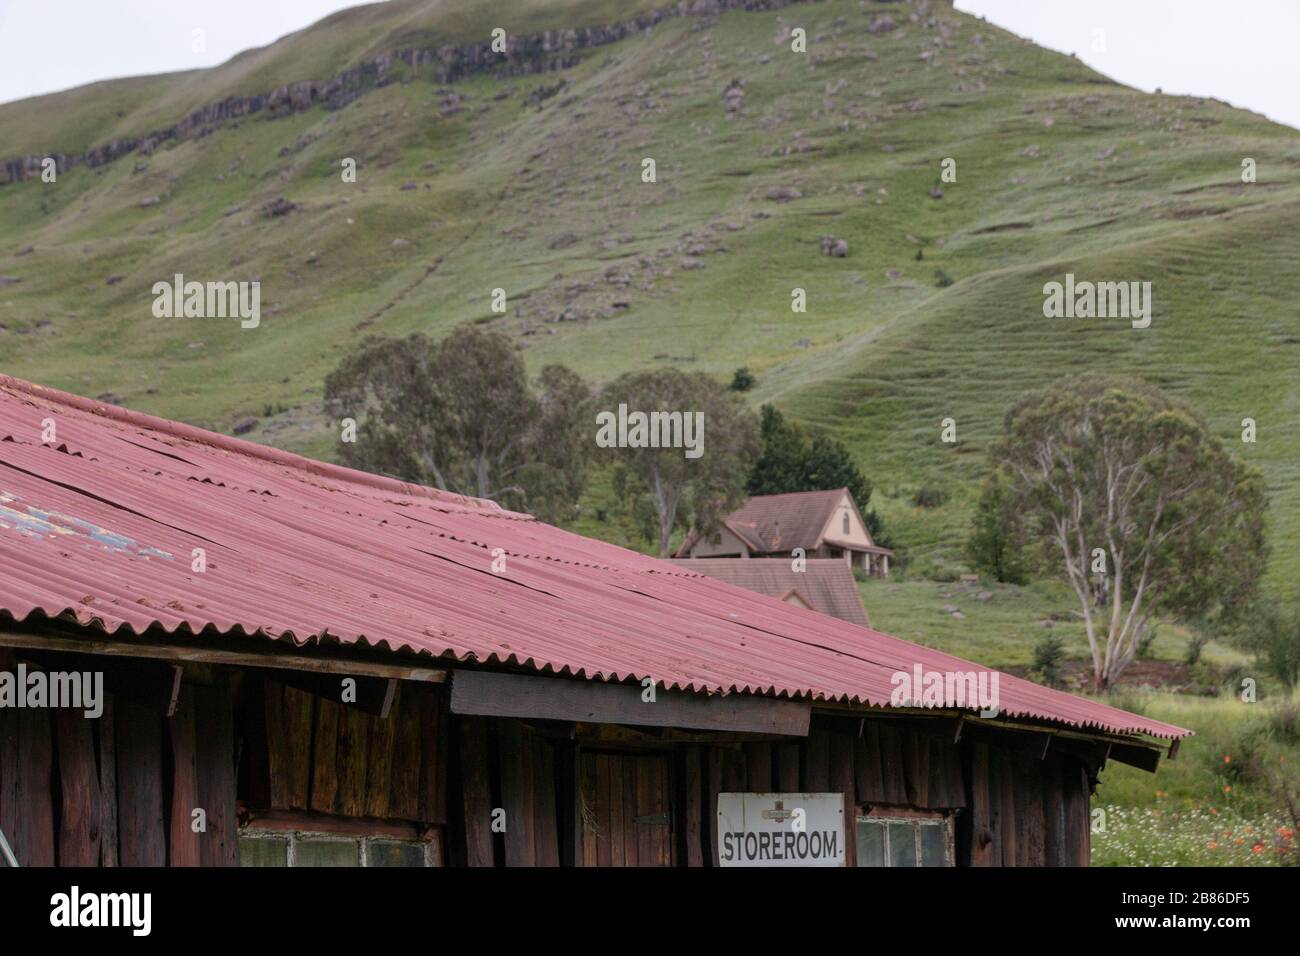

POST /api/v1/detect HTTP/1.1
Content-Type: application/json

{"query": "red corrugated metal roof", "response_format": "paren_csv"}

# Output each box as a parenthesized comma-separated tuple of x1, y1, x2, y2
(0, 375, 1188, 740)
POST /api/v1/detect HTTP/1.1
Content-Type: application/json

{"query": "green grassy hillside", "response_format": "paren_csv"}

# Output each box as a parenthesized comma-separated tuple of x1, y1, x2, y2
(3, 0, 1298, 595)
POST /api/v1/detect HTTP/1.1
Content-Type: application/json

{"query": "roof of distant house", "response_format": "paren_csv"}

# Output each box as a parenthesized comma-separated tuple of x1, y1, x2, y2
(668, 558, 871, 628)
(676, 487, 893, 557)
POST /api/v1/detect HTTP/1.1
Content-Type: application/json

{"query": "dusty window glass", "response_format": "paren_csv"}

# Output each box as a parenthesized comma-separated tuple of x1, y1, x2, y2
(856, 820, 885, 867)
(295, 838, 359, 867)
(887, 822, 917, 867)
(239, 835, 288, 867)
(368, 840, 427, 867)
(920, 821, 947, 867)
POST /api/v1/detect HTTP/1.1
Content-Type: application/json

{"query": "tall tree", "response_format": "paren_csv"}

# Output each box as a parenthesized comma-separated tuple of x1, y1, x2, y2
(599, 369, 759, 557)
(965, 468, 1030, 584)
(747, 404, 889, 545)
(323, 326, 591, 523)
(993, 377, 1267, 690)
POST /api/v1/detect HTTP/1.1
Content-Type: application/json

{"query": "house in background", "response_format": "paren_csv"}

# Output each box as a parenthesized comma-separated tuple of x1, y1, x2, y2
(668, 558, 871, 628)
(675, 488, 894, 578)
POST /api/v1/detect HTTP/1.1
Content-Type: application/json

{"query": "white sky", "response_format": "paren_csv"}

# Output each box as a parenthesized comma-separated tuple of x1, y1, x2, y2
(1, 1, 1297, 130)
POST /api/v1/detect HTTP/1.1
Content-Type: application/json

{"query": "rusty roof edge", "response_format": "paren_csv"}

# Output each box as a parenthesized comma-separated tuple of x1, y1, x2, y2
(5, 606, 1192, 743)
(0, 373, 513, 515)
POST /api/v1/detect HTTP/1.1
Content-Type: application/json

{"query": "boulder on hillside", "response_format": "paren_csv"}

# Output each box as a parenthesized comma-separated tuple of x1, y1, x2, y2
(766, 186, 802, 201)
(262, 197, 298, 217)
(820, 236, 848, 257)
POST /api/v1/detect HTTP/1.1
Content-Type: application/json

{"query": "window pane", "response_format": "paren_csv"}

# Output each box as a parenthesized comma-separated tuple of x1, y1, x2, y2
(920, 823, 947, 867)
(887, 823, 917, 867)
(295, 838, 359, 867)
(239, 835, 288, 867)
(855, 821, 885, 867)
(368, 840, 427, 868)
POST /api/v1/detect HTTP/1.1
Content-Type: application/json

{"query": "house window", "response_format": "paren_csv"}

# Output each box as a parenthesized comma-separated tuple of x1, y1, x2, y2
(855, 813, 952, 867)
(239, 827, 439, 867)
(842, 513, 850, 535)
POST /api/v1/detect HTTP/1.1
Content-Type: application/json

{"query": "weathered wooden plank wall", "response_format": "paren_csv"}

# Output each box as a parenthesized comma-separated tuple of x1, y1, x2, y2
(956, 738, 1094, 867)
(254, 676, 450, 825)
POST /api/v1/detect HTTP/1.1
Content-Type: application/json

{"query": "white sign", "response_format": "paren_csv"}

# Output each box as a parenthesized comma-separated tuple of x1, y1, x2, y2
(716, 792, 845, 867)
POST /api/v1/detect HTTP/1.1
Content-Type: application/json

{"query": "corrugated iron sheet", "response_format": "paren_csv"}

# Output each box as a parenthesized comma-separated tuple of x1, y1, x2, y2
(0, 375, 1188, 740)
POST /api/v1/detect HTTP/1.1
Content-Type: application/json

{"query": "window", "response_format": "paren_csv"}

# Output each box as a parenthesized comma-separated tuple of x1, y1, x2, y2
(855, 813, 951, 867)
(842, 513, 851, 535)
(240, 829, 438, 867)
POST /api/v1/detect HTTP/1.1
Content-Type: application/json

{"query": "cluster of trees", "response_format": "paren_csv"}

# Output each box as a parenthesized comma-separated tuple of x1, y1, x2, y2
(325, 326, 885, 557)
(327, 331, 1290, 695)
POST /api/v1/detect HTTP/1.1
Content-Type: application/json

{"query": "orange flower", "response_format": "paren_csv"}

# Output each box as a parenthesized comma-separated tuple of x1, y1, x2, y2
(1223, 754, 1232, 764)
(1207, 841, 1218, 849)
(1252, 844, 1264, 854)
(1223, 785, 1232, 794)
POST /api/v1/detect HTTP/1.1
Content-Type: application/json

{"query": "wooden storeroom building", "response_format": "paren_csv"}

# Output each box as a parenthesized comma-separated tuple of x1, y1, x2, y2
(0, 376, 1188, 868)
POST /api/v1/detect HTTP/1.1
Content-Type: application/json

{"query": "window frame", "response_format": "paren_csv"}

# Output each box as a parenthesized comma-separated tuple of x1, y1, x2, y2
(238, 812, 441, 867)
(854, 808, 954, 867)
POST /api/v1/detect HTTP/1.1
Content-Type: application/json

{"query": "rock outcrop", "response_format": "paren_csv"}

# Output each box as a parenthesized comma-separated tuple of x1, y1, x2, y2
(1, 0, 821, 186)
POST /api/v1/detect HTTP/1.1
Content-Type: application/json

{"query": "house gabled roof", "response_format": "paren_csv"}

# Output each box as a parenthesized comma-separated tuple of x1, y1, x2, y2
(667, 558, 871, 628)
(676, 487, 890, 557)
(0, 375, 1188, 741)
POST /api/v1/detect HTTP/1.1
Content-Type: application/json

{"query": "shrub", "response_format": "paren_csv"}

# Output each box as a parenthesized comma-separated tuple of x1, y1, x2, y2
(729, 366, 756, 392)
(911, 486, 949, 508)
(1032, 635, 1066, 688)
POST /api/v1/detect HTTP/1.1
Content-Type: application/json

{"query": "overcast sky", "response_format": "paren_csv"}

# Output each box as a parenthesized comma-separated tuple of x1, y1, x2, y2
(1, 1, 1297, 129)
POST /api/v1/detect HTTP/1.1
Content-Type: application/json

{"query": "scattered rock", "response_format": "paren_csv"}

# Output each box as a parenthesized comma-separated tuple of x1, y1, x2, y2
(106, 275, 124, 286)
(976, 591, 993, 602)
(0, 276, 21, 287)
(222, 204, 243, 217)
(766, 186, 802, 201)
(391, 238, 411, 249)
(723, 79, 745, 116)
(95, 393, 125, 405)
(929, 186, 944, 199)
(868, 16, 898, 35)
(14, 246, 34, 257)
(549, 232, 579, 250)
(820, 235, 848, 257)
(232, 417, 258, 436)
(262, 197, 297, 217)
(399, 182, 418, 191)
(138, 195, 161, 208)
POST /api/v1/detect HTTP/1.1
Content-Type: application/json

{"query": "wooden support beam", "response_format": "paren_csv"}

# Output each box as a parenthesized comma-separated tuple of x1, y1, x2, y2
(451, 670, 810, 738)
(0, 629, 447, 684)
